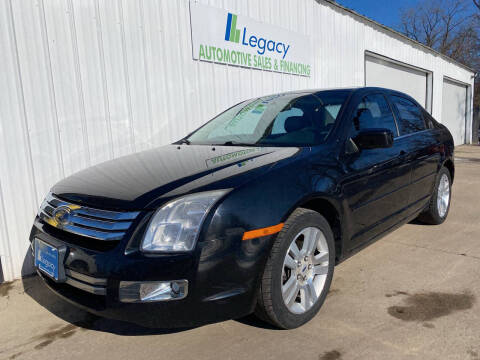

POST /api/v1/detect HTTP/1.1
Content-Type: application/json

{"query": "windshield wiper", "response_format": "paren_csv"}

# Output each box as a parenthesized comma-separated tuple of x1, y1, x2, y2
(177, 139, 191, 145)
(219, 141, 257, 146)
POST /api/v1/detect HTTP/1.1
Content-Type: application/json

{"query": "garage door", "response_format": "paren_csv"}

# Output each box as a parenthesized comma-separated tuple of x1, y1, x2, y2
(442, 79, 467, 145)
(365, 55, 429, 108)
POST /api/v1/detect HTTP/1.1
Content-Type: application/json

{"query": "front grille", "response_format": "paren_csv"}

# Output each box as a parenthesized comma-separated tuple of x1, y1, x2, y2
(41, 223, 119, 252)
(38, 193, 139, 250)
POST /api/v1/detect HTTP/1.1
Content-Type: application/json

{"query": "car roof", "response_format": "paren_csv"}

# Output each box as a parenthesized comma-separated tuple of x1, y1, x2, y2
(313, 86, 404, 95)
(312, 87, 419, 104)
(250, 87, 418, 106)
(254, 87, 357, 100)
(263, 86, 407, 96)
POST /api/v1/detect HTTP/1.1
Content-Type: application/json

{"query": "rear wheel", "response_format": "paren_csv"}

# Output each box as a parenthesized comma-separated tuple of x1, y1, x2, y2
(417, 166, 452, 224)
(255, 208, 335, 329)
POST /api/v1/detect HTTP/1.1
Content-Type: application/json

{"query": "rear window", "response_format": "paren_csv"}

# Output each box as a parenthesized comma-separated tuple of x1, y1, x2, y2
(391, 95, 425, 135)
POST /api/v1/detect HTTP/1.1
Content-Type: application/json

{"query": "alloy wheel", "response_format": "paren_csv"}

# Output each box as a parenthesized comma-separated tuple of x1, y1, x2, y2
(437, 173, 450, 218)
(281, 226, 329, 314)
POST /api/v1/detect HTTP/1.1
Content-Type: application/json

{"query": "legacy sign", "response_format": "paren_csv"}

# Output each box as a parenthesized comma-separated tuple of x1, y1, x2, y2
(190, 2, 312, 77)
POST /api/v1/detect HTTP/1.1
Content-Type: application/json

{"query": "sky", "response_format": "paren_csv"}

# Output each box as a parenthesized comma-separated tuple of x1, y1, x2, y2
(336, 0, 478, 31)
(335, 0, 426, 30)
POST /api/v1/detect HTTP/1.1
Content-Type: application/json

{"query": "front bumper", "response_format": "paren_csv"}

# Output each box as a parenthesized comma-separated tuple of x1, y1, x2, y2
(30, 215, 274, 328)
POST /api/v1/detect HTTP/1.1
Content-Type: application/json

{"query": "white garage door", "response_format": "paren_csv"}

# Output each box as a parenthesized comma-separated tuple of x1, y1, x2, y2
(365, 55, 429, 108)
(442, 79, 467, 145)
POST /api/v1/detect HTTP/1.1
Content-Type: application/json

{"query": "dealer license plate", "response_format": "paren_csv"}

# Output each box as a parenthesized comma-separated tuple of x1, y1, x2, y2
(34, 238, 60, 281)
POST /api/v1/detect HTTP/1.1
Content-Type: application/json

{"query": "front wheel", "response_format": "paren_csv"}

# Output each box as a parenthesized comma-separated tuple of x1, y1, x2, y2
(417, 166, 452, 224)
(255, 208, 335, 329)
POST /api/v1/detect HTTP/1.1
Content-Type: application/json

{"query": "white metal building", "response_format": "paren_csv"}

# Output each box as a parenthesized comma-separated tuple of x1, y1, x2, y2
(0, 0, 475, 282)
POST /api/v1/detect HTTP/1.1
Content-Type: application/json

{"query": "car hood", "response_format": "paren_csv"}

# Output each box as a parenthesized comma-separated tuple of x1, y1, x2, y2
(51, 145, 301, 210)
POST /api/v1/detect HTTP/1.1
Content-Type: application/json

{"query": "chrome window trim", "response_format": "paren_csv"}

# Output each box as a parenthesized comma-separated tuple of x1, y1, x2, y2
(394, 129, 431, 140)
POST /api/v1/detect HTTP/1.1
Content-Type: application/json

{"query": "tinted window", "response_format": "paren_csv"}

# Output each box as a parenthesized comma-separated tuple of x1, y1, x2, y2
(421, 109, 435, 129)
(350, 94, 398, 138)
(187, 90, 351, 146)
(391, 95, 425, 135)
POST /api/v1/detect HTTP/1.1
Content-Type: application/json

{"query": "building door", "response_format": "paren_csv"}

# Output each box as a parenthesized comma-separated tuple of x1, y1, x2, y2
(442, 78, 468, 145)
(365, 54, 430, 110)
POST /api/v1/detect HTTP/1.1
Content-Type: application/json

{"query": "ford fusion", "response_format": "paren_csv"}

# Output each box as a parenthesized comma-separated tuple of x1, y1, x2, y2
(31, 87, 454, 329)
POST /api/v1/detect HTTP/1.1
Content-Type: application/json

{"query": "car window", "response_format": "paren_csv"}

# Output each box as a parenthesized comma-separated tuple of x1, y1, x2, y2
(269, 96, 323, 136)
(421, 109, 435, 129)
(271, 108, 303, 134)
(391, 95, 426, 135)
(350, 94, 398, 138)
(187, 90, 351, 146)
(325, 104, 342, 122)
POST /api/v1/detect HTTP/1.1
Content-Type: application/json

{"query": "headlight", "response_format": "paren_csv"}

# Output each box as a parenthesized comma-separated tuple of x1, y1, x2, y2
(141, 190, 229, 252)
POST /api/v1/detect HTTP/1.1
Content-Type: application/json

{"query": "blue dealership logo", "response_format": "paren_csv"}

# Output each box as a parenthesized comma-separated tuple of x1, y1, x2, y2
(224, 12, 291, 59)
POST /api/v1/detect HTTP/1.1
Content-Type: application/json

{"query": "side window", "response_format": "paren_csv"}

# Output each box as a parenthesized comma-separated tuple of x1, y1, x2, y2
(422, 109, 435, 129)
(350, 94, 398, 138)
(391, 96, 426, 135)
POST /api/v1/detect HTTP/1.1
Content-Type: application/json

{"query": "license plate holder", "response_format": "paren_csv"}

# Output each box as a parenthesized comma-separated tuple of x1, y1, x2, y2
(34, 238, 66, 281)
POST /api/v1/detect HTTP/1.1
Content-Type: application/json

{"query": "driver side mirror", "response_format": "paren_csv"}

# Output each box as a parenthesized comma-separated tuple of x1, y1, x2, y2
(353, 129, 394, 150)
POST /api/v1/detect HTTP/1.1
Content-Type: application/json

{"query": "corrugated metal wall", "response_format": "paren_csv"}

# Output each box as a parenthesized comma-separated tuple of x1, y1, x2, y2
(0, 0, 474, 281)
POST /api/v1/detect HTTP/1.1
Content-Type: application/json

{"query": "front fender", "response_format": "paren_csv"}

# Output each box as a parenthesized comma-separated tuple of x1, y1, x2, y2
(196, 148, 346, 311)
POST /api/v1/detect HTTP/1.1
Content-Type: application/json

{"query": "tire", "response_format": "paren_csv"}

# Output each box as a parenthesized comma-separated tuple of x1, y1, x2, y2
(417, 166, 452, 225)
(255, 208, 335, 329)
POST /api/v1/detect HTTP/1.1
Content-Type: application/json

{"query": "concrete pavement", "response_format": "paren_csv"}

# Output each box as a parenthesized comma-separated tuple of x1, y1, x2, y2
(1, 145, 480, 360)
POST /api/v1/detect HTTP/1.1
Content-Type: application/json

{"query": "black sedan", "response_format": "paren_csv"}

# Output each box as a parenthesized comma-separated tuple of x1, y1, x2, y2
(30, 87, 454, 329)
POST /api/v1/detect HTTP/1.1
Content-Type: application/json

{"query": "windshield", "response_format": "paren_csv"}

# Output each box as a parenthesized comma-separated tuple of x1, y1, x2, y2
(186, 90, 351, 146)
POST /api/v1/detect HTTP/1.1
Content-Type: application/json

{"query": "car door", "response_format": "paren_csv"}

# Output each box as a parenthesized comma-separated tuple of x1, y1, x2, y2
(341, 92, 412, 249)
(390, 95, 440, 209)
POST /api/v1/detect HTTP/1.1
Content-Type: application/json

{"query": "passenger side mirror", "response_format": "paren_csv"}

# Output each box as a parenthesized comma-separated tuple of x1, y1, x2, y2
(353, 129, 394, 150)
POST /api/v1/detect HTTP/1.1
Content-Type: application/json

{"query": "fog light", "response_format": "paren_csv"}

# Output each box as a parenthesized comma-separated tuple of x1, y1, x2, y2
(119, 280, 188, 303)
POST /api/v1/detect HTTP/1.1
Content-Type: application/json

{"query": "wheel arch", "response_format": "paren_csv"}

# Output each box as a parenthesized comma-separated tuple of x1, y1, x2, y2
(284, 196, 344, 263)
(443, 158, 455, 183)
